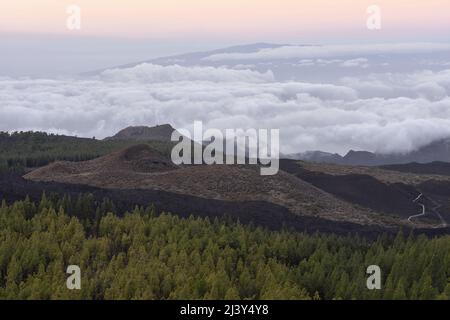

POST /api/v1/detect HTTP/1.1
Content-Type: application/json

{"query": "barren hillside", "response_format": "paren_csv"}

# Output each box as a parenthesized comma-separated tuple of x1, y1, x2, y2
(25, 144, 392, 226)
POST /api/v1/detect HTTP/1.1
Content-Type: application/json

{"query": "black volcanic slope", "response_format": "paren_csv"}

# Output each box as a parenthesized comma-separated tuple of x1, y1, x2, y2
(0, 172, 391, 240)
(280, 159, 421, 218)
(3, 172, 449, 238)
(380, 162, 450, 176)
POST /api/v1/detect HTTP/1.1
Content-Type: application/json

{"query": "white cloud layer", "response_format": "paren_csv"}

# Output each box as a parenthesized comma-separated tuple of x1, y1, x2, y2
(204, 43, 450, 61)
(100, 63, 274, 83)
(1, 63, 450, 155)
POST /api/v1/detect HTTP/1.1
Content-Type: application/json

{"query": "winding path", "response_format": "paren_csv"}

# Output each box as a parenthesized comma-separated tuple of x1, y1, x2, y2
(408, 193, 448, 227)
(408, 193, 425, 223)
(428, 199, 448, 228)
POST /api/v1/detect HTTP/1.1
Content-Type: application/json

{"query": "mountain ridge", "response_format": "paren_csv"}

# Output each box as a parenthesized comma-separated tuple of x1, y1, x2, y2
(84, 43, 292, 75)
(105, 124, 176, 142)
(286, 137, 450, 166)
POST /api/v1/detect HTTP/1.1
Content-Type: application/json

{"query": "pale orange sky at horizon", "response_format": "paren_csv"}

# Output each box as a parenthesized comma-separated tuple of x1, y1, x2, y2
(1, 0, 449, 41)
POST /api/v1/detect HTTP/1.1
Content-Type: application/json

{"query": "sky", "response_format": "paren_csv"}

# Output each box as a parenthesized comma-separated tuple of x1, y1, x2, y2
(1, 1, 450, 154)
(1, 0, 450, 39)
(1, 0, 450, 75)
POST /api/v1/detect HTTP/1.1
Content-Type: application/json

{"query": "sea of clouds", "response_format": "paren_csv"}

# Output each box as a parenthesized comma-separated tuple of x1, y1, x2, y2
(1, 58, 450, 155)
